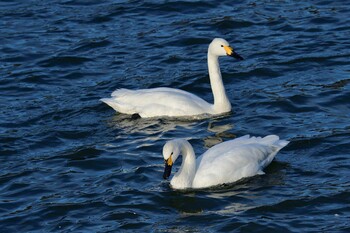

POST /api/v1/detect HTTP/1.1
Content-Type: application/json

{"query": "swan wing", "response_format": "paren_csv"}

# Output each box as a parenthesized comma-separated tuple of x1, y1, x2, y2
(197, 135, 287, 163)
(101, 88, 213, 118)
(192, 135, 289, 188)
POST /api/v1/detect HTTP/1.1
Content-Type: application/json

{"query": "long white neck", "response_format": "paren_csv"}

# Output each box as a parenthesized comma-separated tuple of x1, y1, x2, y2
(207, 51, 231, 113)
(170, 140, 196, 189)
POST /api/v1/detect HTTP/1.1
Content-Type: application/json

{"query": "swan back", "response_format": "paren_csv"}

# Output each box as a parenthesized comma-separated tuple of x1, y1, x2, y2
(192, 135, 289, 189)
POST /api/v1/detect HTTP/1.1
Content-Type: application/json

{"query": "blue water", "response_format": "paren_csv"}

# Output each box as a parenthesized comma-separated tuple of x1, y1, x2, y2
(1, 0, 350, 232)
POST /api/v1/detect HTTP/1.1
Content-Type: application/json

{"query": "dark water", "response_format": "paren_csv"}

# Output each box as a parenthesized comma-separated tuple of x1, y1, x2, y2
(1, 0, 350, 232)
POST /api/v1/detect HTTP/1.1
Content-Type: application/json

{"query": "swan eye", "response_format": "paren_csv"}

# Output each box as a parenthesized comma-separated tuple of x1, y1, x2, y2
(171, 152, 173, 155)
(221, 45, 223, 47)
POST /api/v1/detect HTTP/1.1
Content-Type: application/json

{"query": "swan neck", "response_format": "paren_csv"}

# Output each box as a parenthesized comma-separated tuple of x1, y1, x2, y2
(172, 140, 197, 188)
(207, 52, 231, 113)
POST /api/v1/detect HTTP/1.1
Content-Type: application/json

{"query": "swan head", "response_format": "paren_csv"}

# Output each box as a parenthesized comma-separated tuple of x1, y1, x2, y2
(209, 38, 244, 60)
(162, 139, 181, 179)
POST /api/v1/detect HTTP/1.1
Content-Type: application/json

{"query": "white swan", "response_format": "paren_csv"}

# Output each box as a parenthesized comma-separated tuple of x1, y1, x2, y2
(101, 38, 243, 118)
(162, 135, 289, 190)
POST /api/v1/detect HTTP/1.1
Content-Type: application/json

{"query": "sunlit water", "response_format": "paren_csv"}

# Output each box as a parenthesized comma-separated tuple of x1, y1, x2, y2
(1, 0, 349, 232)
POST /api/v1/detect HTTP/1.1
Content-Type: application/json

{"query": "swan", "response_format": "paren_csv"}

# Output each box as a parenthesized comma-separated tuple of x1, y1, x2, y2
(101, 38, 243, 118)
(162, 135, 289, 190)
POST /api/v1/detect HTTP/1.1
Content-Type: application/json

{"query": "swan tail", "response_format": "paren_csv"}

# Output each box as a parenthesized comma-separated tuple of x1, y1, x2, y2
(100, 98, 137, 115)
(100, 98, 122, 111)
(246, 135, 289, 169)
(257, 170, 265, 175)
(274, 139, 289, 149)
(101, 89, 141, 114)
(259, 135, 289, 149)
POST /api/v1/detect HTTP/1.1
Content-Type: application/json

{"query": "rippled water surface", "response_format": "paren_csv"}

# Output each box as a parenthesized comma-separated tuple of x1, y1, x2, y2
(1, 0, 350, 232)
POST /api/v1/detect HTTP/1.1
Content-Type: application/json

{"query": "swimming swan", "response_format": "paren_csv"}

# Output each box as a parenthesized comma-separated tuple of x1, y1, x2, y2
(162, 135, 289, 190)
(101, 38, 243, 118)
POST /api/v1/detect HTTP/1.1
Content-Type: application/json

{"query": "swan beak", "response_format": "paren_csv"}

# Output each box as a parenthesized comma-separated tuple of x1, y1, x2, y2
(224, 45, 244, 60)
(163, 156, 173, 179)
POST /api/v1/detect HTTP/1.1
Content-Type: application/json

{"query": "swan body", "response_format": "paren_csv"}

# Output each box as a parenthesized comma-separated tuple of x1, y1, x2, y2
(162, 135, 289, 190)
(101, 38, 243, 118)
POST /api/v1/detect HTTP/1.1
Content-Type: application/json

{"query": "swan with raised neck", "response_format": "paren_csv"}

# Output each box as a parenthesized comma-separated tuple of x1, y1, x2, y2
(100, 38, 243, 118)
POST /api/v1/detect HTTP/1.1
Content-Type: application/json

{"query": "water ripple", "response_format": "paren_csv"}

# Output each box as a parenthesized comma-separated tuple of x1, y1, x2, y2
(1, 0, 350, 232)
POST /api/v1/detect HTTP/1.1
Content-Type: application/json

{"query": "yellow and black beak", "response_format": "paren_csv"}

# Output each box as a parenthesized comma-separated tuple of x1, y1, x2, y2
(163, 156, 173, 179)
(223, 45, 244, 60)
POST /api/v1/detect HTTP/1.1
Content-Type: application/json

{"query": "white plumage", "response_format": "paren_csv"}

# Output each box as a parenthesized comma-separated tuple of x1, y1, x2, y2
(162, 135, 289, 190)
(101, 38, 243, 118)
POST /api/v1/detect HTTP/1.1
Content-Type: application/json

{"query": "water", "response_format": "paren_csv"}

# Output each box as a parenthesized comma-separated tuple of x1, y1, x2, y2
(1, 0, 349, 232)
